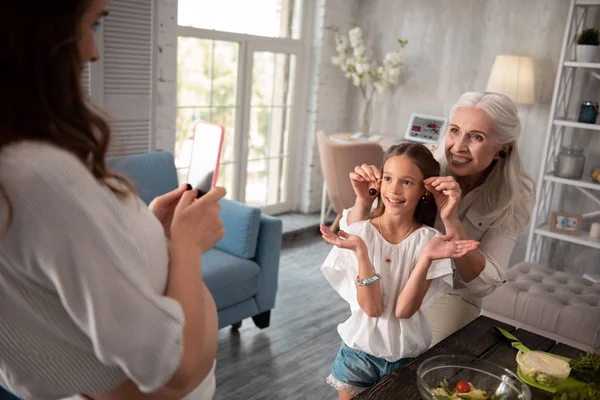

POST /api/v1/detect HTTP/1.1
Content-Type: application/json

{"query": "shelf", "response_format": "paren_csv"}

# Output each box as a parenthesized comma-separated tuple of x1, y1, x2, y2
(544, 174, 600, 191)
(553, 119, 600, 131)
(535, 225, 600, 250)
(563, 61, 600, 69)
(583, 273, 600, 283)
(576, 0, 600, 6)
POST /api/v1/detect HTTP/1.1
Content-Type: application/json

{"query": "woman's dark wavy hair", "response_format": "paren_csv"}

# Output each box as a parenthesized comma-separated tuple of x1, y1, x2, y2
(0, 0, 133, 227)
(370, 143, 440, 227)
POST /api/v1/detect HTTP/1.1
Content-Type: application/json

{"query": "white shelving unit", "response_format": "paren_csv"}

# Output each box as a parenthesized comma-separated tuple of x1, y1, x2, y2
(525, 0, 600, 282)
(564, 61, 600, 68)
(553, 119, 600, 130)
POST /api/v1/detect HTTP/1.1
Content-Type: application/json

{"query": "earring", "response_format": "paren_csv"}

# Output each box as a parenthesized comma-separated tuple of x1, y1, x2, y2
(499, 150, 508, 159)
(421, 194, 431, 204)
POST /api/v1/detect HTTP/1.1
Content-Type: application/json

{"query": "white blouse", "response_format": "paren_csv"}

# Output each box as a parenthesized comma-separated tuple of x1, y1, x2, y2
(0, 142, 185, 399)
(321, 212, 453, 362)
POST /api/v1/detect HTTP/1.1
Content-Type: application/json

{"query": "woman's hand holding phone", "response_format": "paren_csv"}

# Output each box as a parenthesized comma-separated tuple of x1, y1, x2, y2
(170, 187, 227, 257)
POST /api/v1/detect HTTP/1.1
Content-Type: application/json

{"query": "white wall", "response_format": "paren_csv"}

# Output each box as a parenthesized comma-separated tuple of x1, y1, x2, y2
(154, 0, 178, 154)
(298, 0, 360, 212)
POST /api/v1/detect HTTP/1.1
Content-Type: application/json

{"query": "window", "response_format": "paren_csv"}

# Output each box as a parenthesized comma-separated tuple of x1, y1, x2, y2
(176, 0, 305, 213)
(178, 0, 302, 39)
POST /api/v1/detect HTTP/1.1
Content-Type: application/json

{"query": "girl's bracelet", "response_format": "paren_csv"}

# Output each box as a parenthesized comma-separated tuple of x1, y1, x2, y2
(356, 273, 381, 286)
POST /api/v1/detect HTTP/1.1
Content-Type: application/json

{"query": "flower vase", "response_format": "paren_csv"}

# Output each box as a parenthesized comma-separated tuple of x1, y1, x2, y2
(360, 97, 374, 134)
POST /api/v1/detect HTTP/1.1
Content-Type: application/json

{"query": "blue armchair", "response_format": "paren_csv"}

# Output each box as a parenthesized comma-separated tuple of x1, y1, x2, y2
(108, 151, 282, 329)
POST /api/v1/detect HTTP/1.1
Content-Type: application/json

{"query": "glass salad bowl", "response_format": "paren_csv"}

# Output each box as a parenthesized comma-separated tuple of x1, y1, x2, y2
(417, 355, 531, 400)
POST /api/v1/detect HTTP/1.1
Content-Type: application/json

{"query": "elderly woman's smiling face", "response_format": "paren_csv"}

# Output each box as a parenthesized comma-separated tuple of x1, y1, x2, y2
(444, 106, 502, 178)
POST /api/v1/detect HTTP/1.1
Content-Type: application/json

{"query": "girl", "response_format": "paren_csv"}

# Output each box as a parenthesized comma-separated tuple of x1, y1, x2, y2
(320, 143, 480, 399)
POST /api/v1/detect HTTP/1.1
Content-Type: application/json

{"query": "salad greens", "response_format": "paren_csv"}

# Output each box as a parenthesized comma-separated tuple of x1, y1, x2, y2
(431, 378, 509, 400)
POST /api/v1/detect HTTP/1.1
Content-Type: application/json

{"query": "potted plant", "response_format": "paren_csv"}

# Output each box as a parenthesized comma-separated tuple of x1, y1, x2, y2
(576, 28, 600, 63)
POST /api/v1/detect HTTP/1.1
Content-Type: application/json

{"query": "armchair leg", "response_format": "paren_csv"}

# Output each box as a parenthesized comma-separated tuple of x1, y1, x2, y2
(231, 321, 242, 331)
(252, 310, 271, 329)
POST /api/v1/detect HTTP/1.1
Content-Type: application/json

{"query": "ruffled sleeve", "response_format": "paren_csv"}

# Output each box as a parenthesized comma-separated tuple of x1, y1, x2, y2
(421, 231, 454, 308)
(321, 245, 361, 310)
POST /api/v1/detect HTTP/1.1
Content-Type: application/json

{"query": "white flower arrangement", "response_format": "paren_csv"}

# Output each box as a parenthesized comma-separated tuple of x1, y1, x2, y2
(331, 25, 407, 133)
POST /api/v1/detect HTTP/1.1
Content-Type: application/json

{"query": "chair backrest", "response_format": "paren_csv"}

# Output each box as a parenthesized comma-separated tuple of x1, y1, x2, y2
(316, 131, 385, 214)
(107, 151, 179, 205)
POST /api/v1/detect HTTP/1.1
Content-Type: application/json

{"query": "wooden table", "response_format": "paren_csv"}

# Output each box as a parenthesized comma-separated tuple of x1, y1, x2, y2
(356, 316, 584, 399)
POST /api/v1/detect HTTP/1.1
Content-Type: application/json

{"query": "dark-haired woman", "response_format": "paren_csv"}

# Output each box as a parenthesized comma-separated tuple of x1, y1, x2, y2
(0, 1, 223, 399)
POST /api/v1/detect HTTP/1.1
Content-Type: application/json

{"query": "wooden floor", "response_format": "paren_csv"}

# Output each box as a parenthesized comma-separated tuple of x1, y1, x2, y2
(214, 236, 347, 400)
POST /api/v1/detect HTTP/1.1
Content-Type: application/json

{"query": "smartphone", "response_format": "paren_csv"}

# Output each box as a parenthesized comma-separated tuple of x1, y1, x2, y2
(186, 121, 225, 197)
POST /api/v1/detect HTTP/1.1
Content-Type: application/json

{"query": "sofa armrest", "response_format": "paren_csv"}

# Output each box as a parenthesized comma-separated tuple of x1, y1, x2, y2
(253, 214, 282, 312)
(215, 199, 261, 259)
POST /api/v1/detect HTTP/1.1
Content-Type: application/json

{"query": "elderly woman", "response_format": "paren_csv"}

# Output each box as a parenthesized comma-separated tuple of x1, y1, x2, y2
(344, 92, 535, 344)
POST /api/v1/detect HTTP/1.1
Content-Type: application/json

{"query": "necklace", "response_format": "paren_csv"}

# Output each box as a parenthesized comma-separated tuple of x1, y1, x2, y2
(377, 216, 416, 263)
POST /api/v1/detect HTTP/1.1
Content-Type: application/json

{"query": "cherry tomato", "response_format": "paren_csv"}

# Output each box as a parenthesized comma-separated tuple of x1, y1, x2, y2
(455, 380, 471, 393)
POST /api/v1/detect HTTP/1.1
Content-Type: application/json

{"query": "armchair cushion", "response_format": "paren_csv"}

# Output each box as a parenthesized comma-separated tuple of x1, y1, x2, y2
(216, 199, 261, 259)
(107, 151, 178, 205)
(202, 248, 261, 309)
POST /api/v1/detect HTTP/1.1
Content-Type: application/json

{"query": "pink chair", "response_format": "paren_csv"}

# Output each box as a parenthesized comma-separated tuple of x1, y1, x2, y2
(316, 131, 385, 231)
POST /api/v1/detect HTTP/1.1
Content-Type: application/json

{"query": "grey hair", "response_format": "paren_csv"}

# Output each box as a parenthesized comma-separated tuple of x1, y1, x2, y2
(434, 92, 535, 236)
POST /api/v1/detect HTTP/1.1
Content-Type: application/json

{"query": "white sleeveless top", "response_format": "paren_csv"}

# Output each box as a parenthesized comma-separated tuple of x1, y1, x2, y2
(321, 211, 453, 362)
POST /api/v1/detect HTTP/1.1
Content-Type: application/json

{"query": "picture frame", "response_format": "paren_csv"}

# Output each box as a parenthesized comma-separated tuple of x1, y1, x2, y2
(549, 211, 583, 236)
(404, 113, 447, 144)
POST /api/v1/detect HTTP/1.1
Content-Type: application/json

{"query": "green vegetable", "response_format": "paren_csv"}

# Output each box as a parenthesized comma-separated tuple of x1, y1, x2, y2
(552, 383, 600, 400)
(569, 353, 600, 385)
(527, 371, 559, 386)
(431, 379, 508, 400)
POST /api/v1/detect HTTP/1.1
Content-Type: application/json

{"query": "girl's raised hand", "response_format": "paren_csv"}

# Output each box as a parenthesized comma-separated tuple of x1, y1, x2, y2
(349, 164, 382, 201)
(320, 224, 366, 253)
(421, 233, 479, 261)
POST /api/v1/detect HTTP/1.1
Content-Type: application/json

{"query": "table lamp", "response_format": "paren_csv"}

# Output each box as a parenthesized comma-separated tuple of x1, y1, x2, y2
(486, 55, 535, 104)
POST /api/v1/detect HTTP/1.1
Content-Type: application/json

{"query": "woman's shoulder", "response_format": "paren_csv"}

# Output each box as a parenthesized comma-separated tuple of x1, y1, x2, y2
(344, 219, 371, 240)
(1, 140, 86, 174)
(0, 140, 93, 188)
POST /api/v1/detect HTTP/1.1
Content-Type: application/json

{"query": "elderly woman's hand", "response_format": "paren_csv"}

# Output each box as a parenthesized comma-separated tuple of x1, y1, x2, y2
(424, 176, 462, 223)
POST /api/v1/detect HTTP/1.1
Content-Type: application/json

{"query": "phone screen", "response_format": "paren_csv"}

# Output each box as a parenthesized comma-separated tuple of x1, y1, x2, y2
(186, 121, 224, 195)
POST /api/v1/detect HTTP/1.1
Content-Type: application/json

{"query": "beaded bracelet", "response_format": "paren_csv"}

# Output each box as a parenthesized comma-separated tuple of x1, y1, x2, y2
(356, 273, 381, 286)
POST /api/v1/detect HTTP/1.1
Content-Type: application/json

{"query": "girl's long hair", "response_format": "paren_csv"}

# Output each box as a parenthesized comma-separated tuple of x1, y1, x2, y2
(433, 92, 535, 236)
(371, 143, 440, 227)
(0, 0, 134, 227)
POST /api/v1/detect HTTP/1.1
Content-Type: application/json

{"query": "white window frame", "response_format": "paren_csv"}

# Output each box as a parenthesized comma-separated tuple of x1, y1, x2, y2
(176, 1, 313, 214)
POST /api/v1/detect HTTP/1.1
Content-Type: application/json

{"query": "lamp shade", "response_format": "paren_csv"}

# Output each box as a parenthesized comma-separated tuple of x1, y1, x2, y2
(486, 55, 535, 104)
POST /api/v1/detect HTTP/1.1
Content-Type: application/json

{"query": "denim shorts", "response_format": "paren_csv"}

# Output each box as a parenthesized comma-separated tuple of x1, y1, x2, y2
(326, 342, 414, 395)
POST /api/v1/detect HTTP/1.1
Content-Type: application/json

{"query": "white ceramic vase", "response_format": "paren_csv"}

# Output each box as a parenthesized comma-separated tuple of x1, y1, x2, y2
(576, 45, 598, 63)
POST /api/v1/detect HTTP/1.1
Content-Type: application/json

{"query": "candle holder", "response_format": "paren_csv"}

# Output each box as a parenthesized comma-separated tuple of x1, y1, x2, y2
(592, 164, 600, 184)
(554, 146, 585, 180)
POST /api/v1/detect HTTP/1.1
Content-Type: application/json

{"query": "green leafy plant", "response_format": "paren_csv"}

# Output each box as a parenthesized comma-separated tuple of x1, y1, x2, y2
(569, 353, 600, 384)
(551, 353, 600, 400)
(577, 28, 600, 46)
(552, 383, 600, 400)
